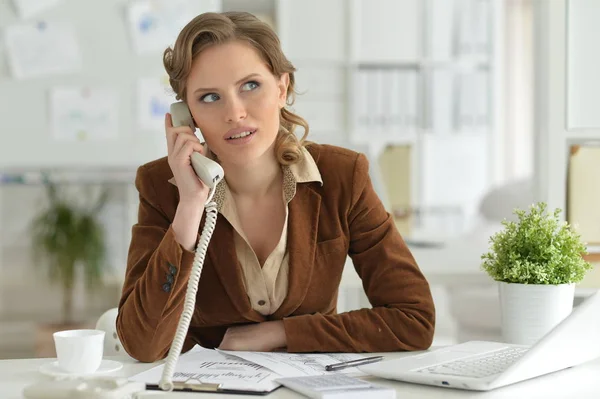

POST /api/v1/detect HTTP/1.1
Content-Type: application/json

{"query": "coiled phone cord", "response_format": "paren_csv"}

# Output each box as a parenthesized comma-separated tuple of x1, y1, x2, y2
(159, 188, 218, 391)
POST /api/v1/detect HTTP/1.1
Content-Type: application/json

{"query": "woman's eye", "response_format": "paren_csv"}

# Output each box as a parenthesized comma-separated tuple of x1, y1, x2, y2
(241, 81, 259, 91)
(200, 93, 219, 103)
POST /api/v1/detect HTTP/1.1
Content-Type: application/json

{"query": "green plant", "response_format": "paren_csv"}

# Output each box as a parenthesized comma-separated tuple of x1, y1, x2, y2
(30, 182, 110, 324)
(481, 202, 593, 285)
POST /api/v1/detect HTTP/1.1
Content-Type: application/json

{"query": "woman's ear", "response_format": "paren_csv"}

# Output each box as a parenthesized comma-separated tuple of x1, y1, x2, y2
(277, 73, 290, 108)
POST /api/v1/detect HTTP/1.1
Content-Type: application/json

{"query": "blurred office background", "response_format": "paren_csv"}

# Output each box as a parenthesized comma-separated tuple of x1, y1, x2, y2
(0, 0, 599, 359)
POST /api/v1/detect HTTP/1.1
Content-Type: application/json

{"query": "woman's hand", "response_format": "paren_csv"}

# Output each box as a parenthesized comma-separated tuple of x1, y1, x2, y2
(219, 321, 287, 352)
(165, 112, 210, 203)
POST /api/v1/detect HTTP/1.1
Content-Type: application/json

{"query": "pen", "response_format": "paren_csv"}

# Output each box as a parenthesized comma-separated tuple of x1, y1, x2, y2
(325, 356, 384, 371)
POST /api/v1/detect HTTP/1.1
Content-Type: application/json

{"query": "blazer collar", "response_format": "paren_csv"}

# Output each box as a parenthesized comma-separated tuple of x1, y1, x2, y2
(289, 146, 323, 185)
(166, 146, 322, 194)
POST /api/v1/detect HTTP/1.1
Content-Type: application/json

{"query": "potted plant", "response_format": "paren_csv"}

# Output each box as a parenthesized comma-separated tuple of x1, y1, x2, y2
(30, 181, 110, 327)
(481, 202, 593, 345)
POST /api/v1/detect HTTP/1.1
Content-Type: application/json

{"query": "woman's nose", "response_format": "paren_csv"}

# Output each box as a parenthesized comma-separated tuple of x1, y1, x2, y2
(224, 96, 247, 123)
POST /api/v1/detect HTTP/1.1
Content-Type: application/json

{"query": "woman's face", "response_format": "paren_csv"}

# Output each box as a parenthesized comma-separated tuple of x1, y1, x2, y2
(185, 40, 289, 166)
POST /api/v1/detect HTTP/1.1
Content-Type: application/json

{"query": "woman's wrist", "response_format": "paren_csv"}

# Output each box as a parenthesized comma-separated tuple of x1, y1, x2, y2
(268, 320, 287, 349)
(172, 199, 204, 251)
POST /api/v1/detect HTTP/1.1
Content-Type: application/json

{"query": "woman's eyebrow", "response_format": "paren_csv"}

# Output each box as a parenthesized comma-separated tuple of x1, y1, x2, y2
(193, 73, 261, 95)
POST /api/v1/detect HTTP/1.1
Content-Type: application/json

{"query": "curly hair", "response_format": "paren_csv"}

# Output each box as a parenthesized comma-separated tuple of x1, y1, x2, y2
(163, 11, 310, 165)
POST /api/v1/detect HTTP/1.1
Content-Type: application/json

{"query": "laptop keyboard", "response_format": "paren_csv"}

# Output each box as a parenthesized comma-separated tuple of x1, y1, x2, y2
(416, 347, 529, 378)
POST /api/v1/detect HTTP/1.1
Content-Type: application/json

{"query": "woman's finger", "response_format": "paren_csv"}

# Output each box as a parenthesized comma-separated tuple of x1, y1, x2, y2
(173, 135, 204, 160)
(168, 129, 198, 157)
(165, 113, 175, 154)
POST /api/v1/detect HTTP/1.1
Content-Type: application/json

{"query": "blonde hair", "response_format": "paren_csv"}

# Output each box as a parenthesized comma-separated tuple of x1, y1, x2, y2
(163, 11, 310, 165)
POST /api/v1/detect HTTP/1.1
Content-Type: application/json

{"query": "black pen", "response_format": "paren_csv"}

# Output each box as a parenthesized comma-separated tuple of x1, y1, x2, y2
(325, 356, 384, 371)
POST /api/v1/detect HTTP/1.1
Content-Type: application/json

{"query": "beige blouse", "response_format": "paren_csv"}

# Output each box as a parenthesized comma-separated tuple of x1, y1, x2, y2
(209, 147, 322, 316)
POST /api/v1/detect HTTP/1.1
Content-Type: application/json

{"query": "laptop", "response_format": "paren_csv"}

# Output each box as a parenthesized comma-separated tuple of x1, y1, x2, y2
(360, 290, 600, 391)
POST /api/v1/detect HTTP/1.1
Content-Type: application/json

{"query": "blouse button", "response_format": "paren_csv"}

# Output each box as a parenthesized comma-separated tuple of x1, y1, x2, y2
(257, 300, 266, 306)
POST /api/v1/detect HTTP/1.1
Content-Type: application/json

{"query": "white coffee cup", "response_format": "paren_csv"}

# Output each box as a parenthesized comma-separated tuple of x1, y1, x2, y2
(53, 329, 105, 374)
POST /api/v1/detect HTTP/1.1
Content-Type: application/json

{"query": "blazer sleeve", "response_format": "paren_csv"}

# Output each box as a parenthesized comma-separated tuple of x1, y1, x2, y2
(116, 165, 198, 362)
(283, 153, 436, 352)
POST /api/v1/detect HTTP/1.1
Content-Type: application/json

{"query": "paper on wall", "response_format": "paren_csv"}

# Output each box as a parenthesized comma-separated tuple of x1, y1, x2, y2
(3, 21, 82, 79)
(49, 87, 119, 141)
(138, 76, 177, 131)
(126, 0, 220, 55)
(11, 0, 63, 19)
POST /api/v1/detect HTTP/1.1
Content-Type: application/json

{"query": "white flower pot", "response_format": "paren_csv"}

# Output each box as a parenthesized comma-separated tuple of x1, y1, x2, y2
(498, 282, 575, 345)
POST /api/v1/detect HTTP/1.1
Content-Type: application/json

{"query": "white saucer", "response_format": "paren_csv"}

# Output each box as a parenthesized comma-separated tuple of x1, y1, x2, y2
(39, 359, 123, 377)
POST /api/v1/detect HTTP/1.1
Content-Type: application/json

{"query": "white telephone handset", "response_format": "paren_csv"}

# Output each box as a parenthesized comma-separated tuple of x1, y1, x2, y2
(158, 102, 224, 391)
(169, 101, 224, 190)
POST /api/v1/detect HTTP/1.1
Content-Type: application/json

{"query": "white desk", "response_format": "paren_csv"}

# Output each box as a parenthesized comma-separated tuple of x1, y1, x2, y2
(1, 352, 599, 398)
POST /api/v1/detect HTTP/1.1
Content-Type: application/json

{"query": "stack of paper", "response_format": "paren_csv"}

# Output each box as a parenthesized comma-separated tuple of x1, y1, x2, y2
(129, 346, 368, 394)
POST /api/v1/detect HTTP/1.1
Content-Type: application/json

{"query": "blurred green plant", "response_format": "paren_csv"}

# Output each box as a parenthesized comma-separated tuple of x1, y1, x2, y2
(30, 182, 109, 324)
(481, 202, 593, 285)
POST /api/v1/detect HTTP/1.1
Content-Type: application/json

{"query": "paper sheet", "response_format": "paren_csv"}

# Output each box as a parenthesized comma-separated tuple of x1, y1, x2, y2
(11, 0, 63, 19)
(129, 346, 280, 392)
(137, 76, 177, 130)
(219, 350, 367, 377)
(126, 0, 220, 55)
(3, 21, 82, 79)
(49, 87, 119, 141)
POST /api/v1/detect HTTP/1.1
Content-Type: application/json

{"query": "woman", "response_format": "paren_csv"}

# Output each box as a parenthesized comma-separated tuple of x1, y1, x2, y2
(117, 11, 435, 363)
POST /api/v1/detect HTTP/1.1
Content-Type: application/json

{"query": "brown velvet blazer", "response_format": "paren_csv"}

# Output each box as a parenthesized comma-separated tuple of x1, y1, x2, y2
(117, 144, 435, 362)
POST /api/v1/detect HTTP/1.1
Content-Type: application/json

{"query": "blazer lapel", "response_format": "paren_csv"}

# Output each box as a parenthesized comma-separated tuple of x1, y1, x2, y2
(206, 217, 264, 323)
(272, 184, 321, 318)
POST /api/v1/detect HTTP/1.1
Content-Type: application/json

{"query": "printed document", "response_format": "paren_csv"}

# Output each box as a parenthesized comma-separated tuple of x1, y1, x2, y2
(125, 0, 220, 55)
(137, 76, 176, 131)
(49, 87, 119, 141)
(129, 346, 280, 392)
(130, 346, 369, 393)
(218, 349, 367, 377)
